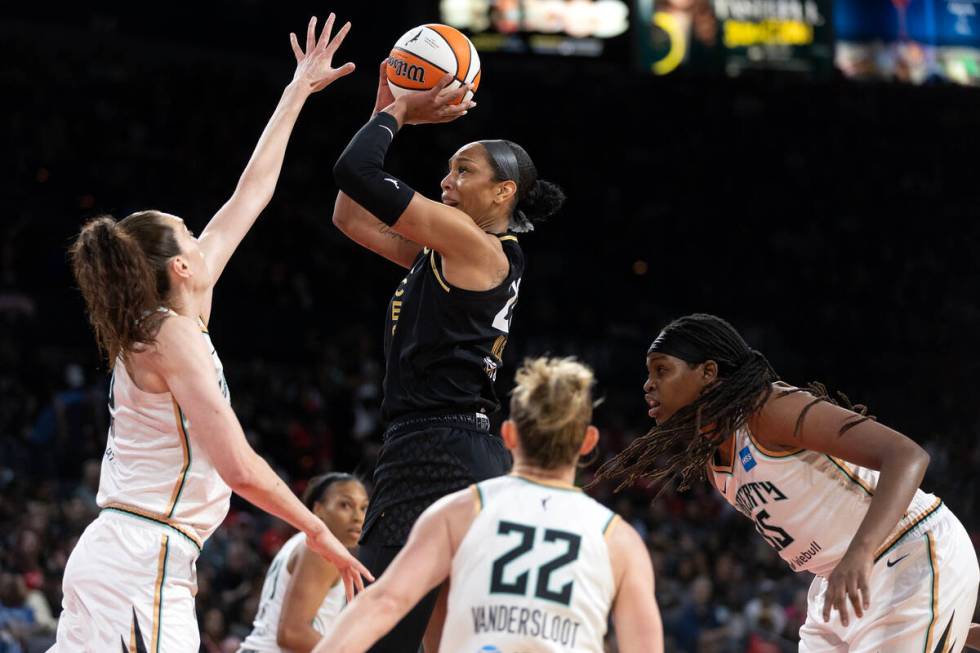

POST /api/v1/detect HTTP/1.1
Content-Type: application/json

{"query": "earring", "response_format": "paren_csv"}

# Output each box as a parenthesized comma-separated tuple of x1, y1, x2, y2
(577, 444, 599, 469)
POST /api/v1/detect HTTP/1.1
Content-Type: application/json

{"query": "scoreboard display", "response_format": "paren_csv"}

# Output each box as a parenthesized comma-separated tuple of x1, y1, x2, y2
(836, 0, 980, 86)
(633, 0, 834, 77)
(433, 0, 980, 85)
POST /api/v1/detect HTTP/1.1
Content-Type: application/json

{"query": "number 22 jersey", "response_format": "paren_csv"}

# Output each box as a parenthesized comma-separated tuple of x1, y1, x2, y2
(441, 475, 618, 653)
(709, 425, 942, 577)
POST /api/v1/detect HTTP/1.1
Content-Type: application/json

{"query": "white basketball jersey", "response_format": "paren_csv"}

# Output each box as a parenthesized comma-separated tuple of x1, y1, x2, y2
(709, 425, 942, 577)
(97, 314, 232, 550)
(441, 475, 618, 653)
(238, 532, 346, 652)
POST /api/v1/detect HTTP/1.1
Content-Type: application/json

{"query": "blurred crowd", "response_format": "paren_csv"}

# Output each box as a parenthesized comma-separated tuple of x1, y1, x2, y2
(4, 11, 980, 653)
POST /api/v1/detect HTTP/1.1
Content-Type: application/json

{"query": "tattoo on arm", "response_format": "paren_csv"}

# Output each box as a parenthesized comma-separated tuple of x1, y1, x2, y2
(378, 224, 408, 242)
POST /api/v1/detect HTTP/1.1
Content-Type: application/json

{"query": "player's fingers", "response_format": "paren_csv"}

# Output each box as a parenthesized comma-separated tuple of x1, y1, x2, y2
(334, 62, 356, 79)
(436, 82, 467, 103)
(306, 16, 317, 54)
(846, 577, 864, 619)
(432, 73, 455, 94)
(353, 569, 366, 594)
(836, 590, 850, 627)
(327, 20, 351, 54)
(317, 13, 336, 50)
(858, 575, 871, 610)
(822, 582, 838, 622)
(290, 33, 303, 61)
(342, 572, 354, 603)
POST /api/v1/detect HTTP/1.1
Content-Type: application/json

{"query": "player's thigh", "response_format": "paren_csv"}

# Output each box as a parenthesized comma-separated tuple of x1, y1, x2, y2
(798, 576, 849, 653)
(850, 512, 978, 653)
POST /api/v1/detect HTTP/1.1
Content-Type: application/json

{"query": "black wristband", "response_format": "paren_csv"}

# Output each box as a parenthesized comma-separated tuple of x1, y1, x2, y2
(333, 112, 416, 226)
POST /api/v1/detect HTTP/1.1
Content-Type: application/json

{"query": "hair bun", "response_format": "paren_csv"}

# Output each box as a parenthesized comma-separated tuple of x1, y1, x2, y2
(511, 180, 566, 232)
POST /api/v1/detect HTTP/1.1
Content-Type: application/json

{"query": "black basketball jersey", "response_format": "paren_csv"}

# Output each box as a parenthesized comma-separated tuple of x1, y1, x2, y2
(382, 234, 524, 421)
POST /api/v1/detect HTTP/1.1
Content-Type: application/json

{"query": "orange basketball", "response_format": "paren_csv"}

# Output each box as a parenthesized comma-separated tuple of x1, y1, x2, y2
(386, 24, 481, 105)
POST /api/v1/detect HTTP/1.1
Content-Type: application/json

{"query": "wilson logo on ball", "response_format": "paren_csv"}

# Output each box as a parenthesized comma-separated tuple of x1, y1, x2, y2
(387, 57, 426, 83)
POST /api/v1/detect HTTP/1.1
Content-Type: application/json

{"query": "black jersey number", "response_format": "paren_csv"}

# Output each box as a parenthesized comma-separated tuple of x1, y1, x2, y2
(489, 520, 582, 606)
(753, 509, 794, 552)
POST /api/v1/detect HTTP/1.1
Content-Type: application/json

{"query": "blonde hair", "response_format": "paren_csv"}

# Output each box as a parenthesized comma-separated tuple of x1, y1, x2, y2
(509, 357, 595, 469)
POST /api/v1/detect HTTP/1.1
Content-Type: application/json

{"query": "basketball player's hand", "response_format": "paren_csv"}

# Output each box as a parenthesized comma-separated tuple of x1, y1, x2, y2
(306, 525, 375, 601)
(373, 60, 396, 116)
(290, 14, 356, 94)
(389, 74, 475, 125)
(822, 548, 872, 627)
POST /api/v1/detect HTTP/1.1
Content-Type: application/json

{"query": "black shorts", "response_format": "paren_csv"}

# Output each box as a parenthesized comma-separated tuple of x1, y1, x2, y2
(360, 412, 512, 547)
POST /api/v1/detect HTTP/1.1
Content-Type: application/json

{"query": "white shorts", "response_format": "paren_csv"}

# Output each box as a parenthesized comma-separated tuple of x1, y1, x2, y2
(800, 505, 979, 653)
(48, 510, 202, 653)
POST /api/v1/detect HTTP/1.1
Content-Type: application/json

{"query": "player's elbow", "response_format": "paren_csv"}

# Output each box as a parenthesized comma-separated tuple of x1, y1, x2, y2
(276, 620, 304, 650)
(215, 451, 258, 493)
(332, 155, 360, 197)
(370, 585, 414, 619)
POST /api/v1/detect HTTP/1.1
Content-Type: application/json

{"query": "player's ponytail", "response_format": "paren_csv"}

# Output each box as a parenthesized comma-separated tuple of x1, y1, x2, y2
(479, 139, 566, 233)
(510, 357, 595, 469)
(70, 211, 181, 364)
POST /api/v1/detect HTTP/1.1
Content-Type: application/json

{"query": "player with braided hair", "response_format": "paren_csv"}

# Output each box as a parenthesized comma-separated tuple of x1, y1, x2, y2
(597, 313, 978, 653)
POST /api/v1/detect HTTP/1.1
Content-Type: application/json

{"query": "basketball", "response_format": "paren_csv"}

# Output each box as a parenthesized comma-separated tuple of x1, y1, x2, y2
(385, 24, 481, 104)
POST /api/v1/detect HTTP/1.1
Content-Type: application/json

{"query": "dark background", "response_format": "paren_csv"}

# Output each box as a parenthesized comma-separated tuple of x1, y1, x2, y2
(2, 2, 979, 652)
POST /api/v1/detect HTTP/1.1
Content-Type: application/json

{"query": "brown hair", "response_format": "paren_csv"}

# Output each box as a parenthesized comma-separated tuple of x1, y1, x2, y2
(510, 357, 595, 469)
(69, 211, 182, 363)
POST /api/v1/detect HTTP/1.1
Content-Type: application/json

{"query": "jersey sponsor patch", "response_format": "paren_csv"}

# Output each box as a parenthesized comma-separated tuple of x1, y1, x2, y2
(739, 446, 757, 471)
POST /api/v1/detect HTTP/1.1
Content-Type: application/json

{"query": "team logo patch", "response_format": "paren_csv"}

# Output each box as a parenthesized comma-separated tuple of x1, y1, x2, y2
(739, 446, 757, 471)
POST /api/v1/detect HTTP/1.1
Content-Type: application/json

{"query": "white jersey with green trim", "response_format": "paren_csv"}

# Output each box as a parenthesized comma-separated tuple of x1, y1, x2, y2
(440, 474, 618, 653)
(709, 425, 942, 578)
(238, 532, 346, 652)
(96, 314, 232, 547)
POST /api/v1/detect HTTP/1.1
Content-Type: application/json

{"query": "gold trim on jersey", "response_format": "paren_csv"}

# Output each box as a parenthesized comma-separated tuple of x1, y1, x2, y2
(747, 428, 803, 458)
(129, 614, 137, 653)
(429, 251, 451, 292)
(874, 497, 942, 562)
(102, 503, 203, 551)
(709, 436, 737, 475)
(498, 235, 518, 242)
(152, 535, 169, 652)
(471, 484, 483, 515)
(925, 532, 939, 653)
(167, 400, 192, 518)
(826, 456, 875, 496)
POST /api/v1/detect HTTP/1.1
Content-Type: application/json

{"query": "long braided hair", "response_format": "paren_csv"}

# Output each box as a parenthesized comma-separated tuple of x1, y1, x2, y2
(593, 314, 874, 494)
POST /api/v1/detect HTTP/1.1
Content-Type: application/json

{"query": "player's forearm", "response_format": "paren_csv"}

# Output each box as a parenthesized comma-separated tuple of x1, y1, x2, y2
(313, 584, 409, 653)
(847, 444, 930, 556)
(234, 81, 309, 203)
(221, 445, 324, 539)
(277, 622, 321, 653)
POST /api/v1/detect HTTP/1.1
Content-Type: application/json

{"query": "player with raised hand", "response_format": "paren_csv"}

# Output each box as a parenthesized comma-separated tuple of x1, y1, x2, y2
(52, 14, 371, 652)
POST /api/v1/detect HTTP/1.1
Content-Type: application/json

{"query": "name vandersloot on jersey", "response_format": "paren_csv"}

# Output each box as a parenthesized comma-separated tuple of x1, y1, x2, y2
(734, 480, 788, 517)
(471, 603, 583, 649)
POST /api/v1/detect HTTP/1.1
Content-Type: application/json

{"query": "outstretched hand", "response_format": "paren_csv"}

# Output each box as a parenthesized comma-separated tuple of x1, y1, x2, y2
(290, 14, 355, 94)
(386, 73, 476, 126)
(306, 525, 374, 602)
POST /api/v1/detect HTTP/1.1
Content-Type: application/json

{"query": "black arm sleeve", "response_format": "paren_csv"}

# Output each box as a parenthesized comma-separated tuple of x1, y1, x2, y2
(333, 111, 416, 226)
